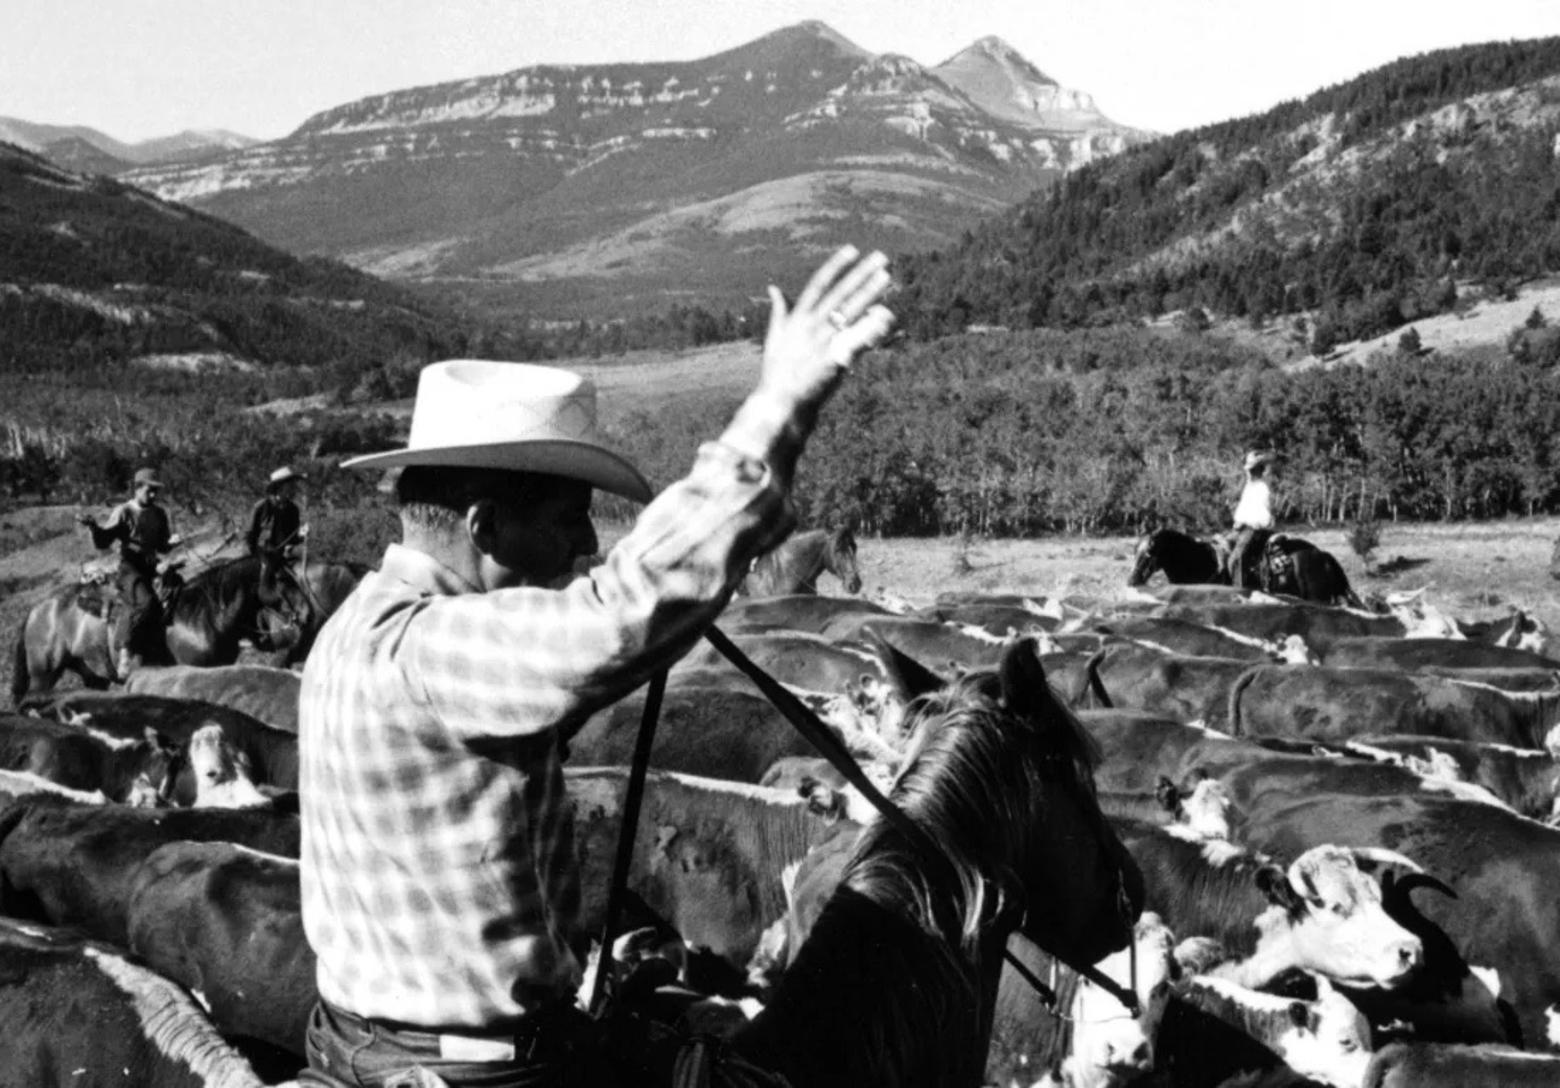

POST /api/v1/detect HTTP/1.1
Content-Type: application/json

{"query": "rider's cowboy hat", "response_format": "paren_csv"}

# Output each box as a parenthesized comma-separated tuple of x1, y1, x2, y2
(268, 466, 302, 489)
(132, 467, 164, 490)
(342, 360, 652, 502)
(1243, 450, 1274, 472)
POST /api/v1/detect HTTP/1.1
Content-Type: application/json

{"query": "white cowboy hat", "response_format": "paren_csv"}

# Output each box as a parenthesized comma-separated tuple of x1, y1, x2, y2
(342, 360, 652, 503)
(1243, 450, 1274, 471)
(268, 466, 301, 487)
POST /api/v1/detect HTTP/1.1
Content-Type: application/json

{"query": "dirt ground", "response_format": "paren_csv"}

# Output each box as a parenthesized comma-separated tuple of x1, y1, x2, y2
(6, 506, 1557, 701)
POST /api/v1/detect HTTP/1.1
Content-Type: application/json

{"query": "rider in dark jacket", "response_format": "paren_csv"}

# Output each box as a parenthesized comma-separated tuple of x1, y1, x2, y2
(79, 466, 182, 675)
(246, 466, 307, 599)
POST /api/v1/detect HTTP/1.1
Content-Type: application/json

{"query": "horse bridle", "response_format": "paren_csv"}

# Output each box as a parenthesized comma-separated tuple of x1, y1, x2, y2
(683, 626, 1142, 1018)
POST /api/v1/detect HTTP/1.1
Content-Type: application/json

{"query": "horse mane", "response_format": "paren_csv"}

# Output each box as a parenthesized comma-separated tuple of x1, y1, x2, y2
(844, 668, 1101, 953)
(167, 556, 262, 624)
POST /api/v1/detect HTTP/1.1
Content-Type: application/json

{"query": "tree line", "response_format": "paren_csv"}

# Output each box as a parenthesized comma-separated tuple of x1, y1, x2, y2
(7, 323, 1560, 557)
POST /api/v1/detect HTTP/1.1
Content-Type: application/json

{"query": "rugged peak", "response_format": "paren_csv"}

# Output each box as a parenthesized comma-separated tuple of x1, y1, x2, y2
(708, 20, 870, 70)
(934, 35, 1114, 132)
(938, 35, 1057, 87)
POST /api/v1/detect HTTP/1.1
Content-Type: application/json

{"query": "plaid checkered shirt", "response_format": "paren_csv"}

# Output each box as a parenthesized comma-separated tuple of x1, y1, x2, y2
(300, 404, 797, 1030)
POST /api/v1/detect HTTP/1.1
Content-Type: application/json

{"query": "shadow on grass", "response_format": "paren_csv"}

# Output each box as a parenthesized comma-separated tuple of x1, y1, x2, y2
(1366, 555, 1432, 579)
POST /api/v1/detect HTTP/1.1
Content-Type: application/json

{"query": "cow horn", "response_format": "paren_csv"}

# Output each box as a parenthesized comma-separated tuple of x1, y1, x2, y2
(1349, 846, 1424, 875)
(1388, 871, 1458, 902)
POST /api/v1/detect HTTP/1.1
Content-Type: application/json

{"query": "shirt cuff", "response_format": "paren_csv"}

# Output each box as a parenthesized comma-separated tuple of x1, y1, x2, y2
(720, 393, 805, 481)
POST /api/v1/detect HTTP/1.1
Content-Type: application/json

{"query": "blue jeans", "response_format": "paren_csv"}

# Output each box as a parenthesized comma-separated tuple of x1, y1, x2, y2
(298, 999, 603, 1088)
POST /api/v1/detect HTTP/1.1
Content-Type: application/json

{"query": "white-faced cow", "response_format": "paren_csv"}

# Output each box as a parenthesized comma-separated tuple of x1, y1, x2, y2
(1158, 974, 1374, 1088)
(990, 913, 1179, 1088)
(1113, 818, 1423, 992)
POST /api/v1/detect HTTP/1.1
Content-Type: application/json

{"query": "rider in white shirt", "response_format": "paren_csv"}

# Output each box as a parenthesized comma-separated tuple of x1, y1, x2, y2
(1229, 451, 1275, 588)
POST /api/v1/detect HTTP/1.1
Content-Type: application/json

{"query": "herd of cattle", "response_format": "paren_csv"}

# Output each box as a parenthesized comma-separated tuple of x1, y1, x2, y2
(9, 578, 1560, 1085)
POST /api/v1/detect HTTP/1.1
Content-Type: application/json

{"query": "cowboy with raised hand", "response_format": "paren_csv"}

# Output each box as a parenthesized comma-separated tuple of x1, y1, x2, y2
(78, 466, 183, 676)
(297, 246, 893, 1088)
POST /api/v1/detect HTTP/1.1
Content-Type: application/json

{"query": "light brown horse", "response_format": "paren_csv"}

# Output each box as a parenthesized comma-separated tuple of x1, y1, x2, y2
(11, 583, 128, 702)
(740, 526, 862, 596)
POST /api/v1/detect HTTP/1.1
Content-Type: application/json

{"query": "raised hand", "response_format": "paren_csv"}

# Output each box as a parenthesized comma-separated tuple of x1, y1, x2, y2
(759, 246, 894, 412)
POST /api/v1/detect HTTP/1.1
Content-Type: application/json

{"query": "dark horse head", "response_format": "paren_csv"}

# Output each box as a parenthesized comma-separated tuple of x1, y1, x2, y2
(727, 639, 1143, 1088)
(826, 525, 862, 594)
(163, 556, 310, 667)
(1129, 528, 1223, 587)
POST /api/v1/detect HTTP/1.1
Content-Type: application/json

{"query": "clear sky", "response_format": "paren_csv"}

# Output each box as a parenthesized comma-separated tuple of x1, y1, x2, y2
(5, 0, 1556, 143)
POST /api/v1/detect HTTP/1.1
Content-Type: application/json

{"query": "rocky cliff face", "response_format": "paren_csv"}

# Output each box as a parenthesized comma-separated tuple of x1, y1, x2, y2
(120, 22, 1151, 316)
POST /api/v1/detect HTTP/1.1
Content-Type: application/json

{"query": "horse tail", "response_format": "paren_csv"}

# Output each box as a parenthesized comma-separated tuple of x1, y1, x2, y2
(10, 612, 32, 707)
(1332, 557, 1366, 610)
(1225, 665, 1264, 738)
(1078, 646, 1113, 709)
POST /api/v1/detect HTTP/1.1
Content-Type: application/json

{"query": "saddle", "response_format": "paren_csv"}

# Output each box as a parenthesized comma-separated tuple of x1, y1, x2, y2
(1260, 535, 1296, 592)
(74, 574, 117, 619)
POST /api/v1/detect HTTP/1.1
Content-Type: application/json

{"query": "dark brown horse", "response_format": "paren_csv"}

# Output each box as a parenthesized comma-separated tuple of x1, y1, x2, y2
(11, 558, 359, 701)
(1128, 528, 1361, 607)
(741, 526, 862, 596)
(612, 639, 1144, 1088)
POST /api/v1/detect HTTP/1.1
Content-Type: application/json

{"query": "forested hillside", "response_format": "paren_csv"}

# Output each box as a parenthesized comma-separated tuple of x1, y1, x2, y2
(600, 324, 1560, 538)
(0, 142, 468, 384)
(896, 38, 1560, 349)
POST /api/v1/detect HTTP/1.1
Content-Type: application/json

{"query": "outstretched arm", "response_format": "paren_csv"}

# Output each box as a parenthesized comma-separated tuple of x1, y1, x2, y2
(413, 246, 896, 740)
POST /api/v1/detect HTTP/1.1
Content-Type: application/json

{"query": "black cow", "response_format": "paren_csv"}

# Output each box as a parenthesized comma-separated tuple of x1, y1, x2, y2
(719, 594, 889, 635)
(0, 793, 299, 946)
(125, 663, 302, 732)
(1085, 614, 1296, 661)
(0, 713, 179, 804)
(1227, 664, 1560, 750)
(127, 841, 312, 1066)
(0, 917, 274, 1087)
(569, 682, 829, 783)
(1081, 643, 1260, 729)
(672, 629, 888, 695)
(1152, 600, 1407, 646)
(1342, 735, 1560, 821)
(821, 613, 1008, 674)
(1316, 635, 1560, 672)
(1362, 1042, 1560, 1086)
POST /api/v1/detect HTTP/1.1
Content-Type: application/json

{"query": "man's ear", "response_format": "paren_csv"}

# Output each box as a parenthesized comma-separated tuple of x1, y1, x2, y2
(465, 498, 499, 552)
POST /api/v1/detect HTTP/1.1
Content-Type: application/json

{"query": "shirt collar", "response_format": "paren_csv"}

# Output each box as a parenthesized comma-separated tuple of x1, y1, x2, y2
(379, 543, 482, 598)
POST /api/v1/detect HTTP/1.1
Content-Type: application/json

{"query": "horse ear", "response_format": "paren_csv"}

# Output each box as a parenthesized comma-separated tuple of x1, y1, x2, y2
(867, 631, 945, 701)
(997, 637, 1056, 722)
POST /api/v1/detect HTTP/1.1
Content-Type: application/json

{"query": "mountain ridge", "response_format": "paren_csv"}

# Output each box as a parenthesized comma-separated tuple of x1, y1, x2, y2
(112, 21, 1149, 319)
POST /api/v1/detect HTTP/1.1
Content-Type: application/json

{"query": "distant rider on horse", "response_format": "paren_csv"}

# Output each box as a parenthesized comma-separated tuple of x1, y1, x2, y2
(246, 465, 308, 601)
(78, 466, 183, 675)
(1227, 450, 1275, 589)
